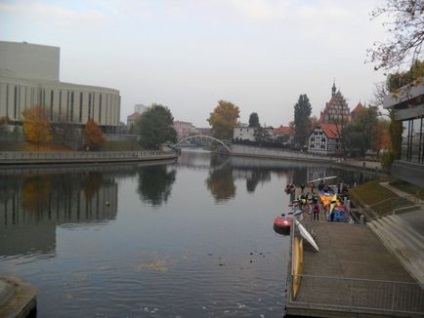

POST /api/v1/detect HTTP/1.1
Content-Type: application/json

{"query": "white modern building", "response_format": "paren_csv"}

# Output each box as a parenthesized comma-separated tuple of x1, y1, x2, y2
(0, 41, 121, 132)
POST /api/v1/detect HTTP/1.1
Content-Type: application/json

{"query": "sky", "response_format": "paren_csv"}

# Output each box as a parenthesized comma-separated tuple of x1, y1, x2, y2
(0, 0, 389, 128)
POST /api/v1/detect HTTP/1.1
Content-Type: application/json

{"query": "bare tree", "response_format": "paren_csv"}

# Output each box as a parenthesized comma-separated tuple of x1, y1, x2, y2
(368, 0, 424, 71)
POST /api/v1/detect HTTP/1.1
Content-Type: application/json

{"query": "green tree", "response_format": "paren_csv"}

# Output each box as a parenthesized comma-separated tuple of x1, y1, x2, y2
(248, 112, 260, 128)
(369, 0, 424, 71)
(83, 118, 106, 150)
(293, 94, 312, 147)
(343, 106, 379, 156)
(22, 105, 52, 150)
(135, 104, 177, 150)
(207, 100, 240, 140)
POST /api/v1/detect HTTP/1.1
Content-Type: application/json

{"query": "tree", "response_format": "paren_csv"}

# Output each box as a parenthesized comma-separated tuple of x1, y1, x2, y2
(207, 100, 240, 140)
(343, 106, 379, 156)
(369, 0, 424, 71)
(135, 104, 177, 150)
(372, 118, 391, 157)
(83, 118, 106, 150)
(22, 105, 52, 149)
(248, 112, 260, 128)
(293, 94, 312, 147)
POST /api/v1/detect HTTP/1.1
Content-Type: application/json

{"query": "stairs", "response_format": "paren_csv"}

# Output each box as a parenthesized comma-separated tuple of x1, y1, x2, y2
(368, 214, 424, 286)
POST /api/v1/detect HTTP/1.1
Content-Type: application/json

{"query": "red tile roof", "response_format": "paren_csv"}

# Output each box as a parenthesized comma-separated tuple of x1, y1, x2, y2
(273, 125, 293, 135)
(351, 102, 365, 113)
(318, 123, 339, 139)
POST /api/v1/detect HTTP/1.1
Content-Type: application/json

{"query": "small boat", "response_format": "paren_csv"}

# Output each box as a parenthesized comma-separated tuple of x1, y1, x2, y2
(273, 214, 293, 235)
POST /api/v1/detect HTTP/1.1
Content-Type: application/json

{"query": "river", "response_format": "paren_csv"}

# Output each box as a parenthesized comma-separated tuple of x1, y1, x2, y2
(0, 149, 375, 317)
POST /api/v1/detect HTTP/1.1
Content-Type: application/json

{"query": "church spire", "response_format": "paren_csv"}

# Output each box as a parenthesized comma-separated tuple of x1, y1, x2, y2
(332, 79, 336, 96)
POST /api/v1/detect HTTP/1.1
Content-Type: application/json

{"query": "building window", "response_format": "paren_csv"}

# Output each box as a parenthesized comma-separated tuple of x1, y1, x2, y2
(50, 90, 54, 121)
(401, 118, 424, 164)
(59, 91, 62, 119)
(14, 85, 18, 119)
(79, 92, 83, 123)
(70, 92, 74, 122)
(99, 94, 102, 123)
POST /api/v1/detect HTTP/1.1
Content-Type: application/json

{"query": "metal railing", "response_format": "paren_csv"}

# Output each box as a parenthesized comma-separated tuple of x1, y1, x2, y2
(0, 150, 178, 165)
(288, 274, 424, 316)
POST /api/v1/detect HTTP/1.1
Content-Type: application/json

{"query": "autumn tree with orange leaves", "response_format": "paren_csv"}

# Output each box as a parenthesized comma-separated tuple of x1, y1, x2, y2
(22, 106, 52, 150)
(83, 118, 106, 150)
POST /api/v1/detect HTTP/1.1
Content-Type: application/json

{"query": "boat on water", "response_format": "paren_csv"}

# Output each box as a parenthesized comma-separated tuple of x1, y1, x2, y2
(273, 214, 293, 235)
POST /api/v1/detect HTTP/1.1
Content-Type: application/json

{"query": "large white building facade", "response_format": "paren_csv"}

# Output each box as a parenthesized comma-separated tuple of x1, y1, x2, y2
(0, 41, 121, 132)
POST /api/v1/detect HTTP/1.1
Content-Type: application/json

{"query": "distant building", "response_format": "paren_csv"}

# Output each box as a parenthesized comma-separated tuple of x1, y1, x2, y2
(350, 102, 365, 122)
(384, 81, 424, 187)
(308, 123, 340, 155)
(173, 121, 198, 141)
(0, 41, 121, 132)
(320, 81, 351, 124)
(272, 125, 294, 144)
(126, 112, 142, 129)
(233, 124, 255, 142)
(233, 124, 274, 142)
(134, 104, 149, 114)
(126, 104, 150, 128)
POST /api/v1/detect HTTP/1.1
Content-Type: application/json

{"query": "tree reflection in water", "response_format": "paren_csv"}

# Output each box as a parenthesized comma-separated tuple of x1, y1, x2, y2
(206, 154, 235, 202)
(136, 165, 176, 206)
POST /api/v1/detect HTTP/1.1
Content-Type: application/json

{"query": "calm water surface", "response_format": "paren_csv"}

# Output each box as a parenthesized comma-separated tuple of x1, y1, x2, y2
(0, 150, 374, 317)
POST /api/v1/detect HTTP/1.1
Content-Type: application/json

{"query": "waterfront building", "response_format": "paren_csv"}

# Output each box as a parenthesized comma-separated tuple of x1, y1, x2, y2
(320, 81, 351, 124)
(384, 81, 424, 187)
(233, 124, 255, 142)
(307, 123, 340, 156)
(0, 41, 121, 133)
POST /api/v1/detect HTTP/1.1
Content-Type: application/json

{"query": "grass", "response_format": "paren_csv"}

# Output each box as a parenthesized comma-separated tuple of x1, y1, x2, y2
(349, 178, 424, 218)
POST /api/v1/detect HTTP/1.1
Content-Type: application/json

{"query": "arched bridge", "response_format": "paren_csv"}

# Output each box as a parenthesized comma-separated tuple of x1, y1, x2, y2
(175, 135, 231, 152)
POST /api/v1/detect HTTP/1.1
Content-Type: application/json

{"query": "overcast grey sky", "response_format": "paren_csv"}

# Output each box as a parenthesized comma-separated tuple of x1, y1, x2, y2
(1, 0, 388, 127)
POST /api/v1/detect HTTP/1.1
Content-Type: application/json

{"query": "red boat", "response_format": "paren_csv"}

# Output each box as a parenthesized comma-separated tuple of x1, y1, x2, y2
(273, 214, 292, 235)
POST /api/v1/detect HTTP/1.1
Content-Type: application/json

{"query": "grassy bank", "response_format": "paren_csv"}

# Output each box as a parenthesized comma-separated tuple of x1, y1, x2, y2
(349, 179, 424, 218)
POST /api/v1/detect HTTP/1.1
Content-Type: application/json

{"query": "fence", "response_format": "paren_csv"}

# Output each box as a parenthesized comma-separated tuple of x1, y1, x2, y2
(0, 150, 178, 165)
(288, 274, 424, 316)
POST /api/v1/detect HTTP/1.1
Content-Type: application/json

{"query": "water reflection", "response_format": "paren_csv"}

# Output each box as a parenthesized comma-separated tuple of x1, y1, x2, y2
(0, 151, 380, 317)
(206, 154, 236, 202)
(136, 165, 177, 206)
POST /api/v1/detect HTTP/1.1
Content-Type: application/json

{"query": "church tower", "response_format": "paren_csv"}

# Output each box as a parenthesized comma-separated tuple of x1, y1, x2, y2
(320, 81, 351, 124)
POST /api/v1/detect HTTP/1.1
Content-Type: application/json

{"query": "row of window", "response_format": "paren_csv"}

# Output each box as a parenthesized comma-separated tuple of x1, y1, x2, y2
(0, 81, 120, 127)
(401, 117, 424, 164)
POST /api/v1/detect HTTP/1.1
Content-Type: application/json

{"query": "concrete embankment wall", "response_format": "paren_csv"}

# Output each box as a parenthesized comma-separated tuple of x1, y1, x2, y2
(230, 145, 337, 163)
(0, 150, 178, 166)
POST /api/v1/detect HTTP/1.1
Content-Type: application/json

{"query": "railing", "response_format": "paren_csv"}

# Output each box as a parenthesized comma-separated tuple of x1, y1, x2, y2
(0, 150, 178, 165)
(288, 274, 424, 316)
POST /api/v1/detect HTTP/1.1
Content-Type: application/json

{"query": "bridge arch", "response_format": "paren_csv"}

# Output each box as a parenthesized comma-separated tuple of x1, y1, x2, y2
(175, 135, 231, 152)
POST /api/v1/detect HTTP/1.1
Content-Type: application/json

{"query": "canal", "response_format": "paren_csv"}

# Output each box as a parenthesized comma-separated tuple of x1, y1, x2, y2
(0, 149, 375, 317)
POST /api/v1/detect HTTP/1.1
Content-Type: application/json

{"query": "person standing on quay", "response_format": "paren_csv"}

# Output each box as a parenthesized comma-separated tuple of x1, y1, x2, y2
(313, 200, 320, 221)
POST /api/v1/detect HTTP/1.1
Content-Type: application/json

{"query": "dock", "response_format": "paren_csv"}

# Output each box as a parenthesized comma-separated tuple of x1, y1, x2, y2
(0, 276, 36, 318)
(285, 181, 424, 317)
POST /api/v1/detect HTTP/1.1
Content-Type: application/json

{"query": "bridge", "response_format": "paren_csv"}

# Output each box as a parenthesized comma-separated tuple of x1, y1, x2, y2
(174, 135, 231, 152)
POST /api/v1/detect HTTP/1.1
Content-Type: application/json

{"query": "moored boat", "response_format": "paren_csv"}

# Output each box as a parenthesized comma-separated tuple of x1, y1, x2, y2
(273, 214, 293, 235)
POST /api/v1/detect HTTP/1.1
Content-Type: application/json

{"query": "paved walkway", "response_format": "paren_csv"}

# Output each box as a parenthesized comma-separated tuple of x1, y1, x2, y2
(286, 181, 424, 317)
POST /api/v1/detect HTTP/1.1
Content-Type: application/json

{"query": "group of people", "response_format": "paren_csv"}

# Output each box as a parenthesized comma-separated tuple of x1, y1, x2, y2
(285, 181, 350, 222)
(286, 183, 321, 222)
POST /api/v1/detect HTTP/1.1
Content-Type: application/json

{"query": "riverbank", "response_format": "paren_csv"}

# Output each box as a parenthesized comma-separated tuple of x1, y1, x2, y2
(0, 150, 178, 166)
(229, 144, 382, 172)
